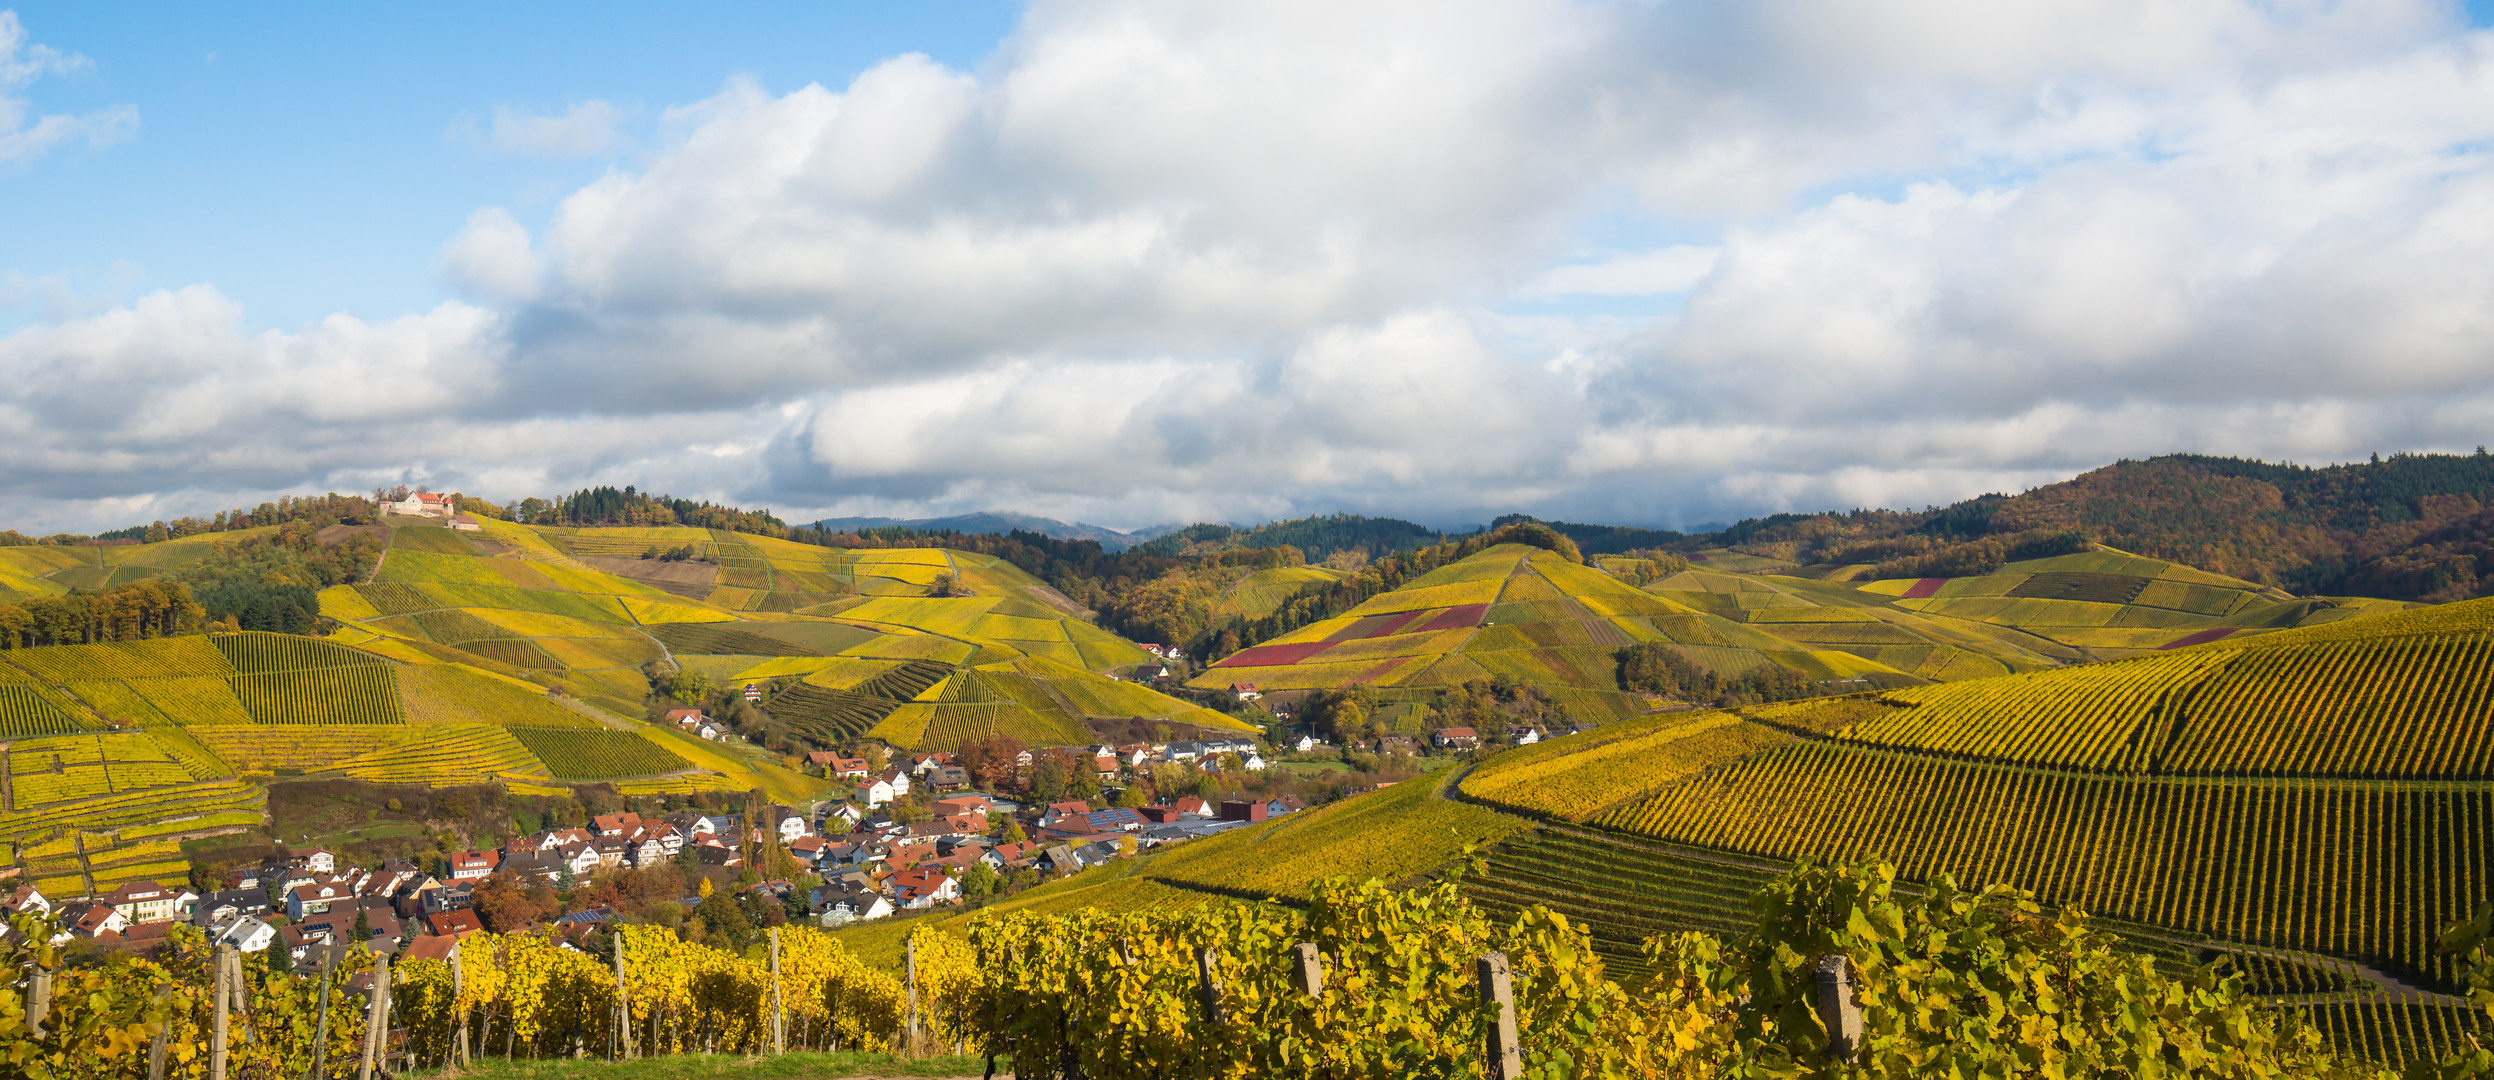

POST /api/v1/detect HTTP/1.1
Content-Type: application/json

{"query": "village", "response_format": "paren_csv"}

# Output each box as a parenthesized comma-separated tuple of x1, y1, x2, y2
(0, 723, 1510, 971)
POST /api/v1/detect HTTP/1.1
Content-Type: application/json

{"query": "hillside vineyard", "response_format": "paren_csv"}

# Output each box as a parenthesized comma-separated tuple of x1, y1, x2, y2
(0, 499, 2491, 1072)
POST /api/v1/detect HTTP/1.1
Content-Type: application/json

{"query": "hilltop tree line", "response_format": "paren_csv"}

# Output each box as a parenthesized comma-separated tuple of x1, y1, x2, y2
(0, 580, 207, 649)
(1690, 450, 2494, 602)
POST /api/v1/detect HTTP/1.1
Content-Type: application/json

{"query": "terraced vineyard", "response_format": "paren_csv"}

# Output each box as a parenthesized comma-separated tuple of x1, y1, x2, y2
(507, 727, 691, 781)
(762, 659, 954, 743)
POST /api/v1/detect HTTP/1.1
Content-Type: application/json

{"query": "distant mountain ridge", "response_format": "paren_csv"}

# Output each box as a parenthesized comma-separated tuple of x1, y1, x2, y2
(812, 512, 1177, 551)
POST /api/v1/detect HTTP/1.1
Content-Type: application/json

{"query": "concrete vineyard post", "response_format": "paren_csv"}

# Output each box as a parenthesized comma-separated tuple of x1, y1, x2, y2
(612, 934, 631, 1060)
(906, 933, 920, 1046)
(1196, 946, 1226, 1027)
(224, 948, 250, 1027)
(450, 945, 469, 1065)
(770, 927, 785, 1055)
(23, 962, 49, 1037)
(1814, 953, 1862, 1060)
(1294, 942, 1325, 999)
(1478, 951, 1520, 1080)
(209, 944, 231, 1080)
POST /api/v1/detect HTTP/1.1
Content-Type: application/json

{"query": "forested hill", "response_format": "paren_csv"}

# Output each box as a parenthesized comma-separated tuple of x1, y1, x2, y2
(1136, 514, 1457, 561)
(1690, 451, 2494, 602)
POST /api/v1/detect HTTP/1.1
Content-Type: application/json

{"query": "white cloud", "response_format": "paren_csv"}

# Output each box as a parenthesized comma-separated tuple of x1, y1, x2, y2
(438, 207, 544, 301)
(0, 10, 136, 167)
(14, 0, 2494, 534)
(476, 99, 625, 158)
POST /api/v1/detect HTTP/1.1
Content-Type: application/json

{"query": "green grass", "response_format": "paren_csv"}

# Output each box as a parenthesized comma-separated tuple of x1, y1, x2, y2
(410, 1051, 991, 1079)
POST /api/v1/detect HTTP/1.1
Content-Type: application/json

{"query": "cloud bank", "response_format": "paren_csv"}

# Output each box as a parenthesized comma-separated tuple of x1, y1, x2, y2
(6, 0, 2494, 532)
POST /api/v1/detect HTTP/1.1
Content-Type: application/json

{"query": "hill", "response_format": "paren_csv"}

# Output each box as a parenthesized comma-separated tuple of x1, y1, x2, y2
(1183, 537, 2398, 725)
(879, 593, 2494, 1067)
(812, 512, 1164, 551)
(0, 515, 1241, 896)
(1687, 451, 2494, 603)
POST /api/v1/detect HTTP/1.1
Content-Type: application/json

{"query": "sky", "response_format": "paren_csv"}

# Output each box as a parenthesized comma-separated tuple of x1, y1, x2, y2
(4, 1, 2494, 535)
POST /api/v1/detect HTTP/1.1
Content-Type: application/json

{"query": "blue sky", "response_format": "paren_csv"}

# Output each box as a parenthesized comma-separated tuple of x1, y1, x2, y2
(2, 3, 1016, 332)
(5, 2, 2494, 534)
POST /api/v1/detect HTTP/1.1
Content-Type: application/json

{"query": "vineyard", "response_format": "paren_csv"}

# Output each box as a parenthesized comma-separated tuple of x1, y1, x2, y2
(334, 723, 550, 785)
(1456, 711, 1791, 820)
(1592, 739, 2494, 988)
(507, 727, 691, 780)
(1741, 601, 2494, 779)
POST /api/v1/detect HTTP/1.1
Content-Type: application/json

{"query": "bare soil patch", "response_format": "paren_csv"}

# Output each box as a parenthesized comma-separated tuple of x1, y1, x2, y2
(578, 555, 720, 599)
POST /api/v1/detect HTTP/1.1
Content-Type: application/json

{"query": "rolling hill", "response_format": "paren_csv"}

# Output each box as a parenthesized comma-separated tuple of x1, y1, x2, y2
(877, 592, 2494, 1068)
(0, 514, 1245, 895)
(1186, 538, 2399, 719)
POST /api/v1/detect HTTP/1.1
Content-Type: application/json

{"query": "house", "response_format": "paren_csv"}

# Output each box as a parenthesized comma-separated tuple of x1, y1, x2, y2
(1172, 796, 1214, 819)
(887, 868, 959, 910)
(1, 883, 47, 915)
(591, 813, 645, 837)
(823, 802, 865, 830)
(1240, 751, 1267, 771)
(1432, 726, 1480, 750)
(424, 909, 485, 938)
(766, 807, 811, 843)
(742, 683, 762, 703)
(910, 751, 957, 776)
(1082, 808, 1146, 833)
(930, 794, 992, 819)
(1229, 682, 1262, 701)
(445, 847, 498, 879)
(207, 913, 277, 953)
(1091, 755, 1120, 782)
(287, 880, 354, 920)
(877, 768, 912, 798)
(1037, 845, 1085, 874)
(402, 934, 461, 964)
(1138, 643, 1167, 657)
(1220, 801, 1270, 824)
(987, 840, 1038, 868)
(1293, 734, 1321, 753)
(449, 514, 483, 532)
(927, 764, 972, 791)
(826, 755, 871, 779)
(1036, 801, 1094, 829)
(387, 491, 456, 518)
(591, 836, 632, 868)
(812, 884, 895, 926)
(192, 889, 266, 924)
(1117, 745, 1153, 768)
(298, 849, 337, 874)
(59, 901, 128, 939)
(1515, 728, 1543, 745)
(665, 708, 707, 729)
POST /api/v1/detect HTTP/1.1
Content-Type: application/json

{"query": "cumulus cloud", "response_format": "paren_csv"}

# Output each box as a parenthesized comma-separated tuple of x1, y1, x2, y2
(0, 10, 136, 168)
(11, 0, 2494, 532)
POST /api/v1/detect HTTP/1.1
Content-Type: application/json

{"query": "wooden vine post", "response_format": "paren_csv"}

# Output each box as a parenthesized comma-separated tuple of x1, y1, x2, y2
(770, 927, 786, 1054)
(309, 944, 338, 1079)
(1196, 946, 1226, 1026)
(1478, 952, 1521, 1080)
(145, 983, 172, 1080)
(612, 933, 632, 1060)
(358, 950, 391, 1080)
(208, 944, 231, 1080)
